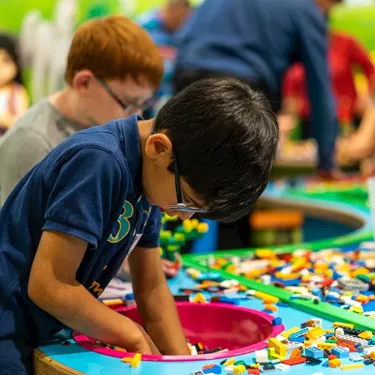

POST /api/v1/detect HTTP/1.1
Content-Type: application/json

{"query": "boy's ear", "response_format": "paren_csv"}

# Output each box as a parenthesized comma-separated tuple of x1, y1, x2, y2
(72, 70, 94, 94)
(145, 133, 173, 161)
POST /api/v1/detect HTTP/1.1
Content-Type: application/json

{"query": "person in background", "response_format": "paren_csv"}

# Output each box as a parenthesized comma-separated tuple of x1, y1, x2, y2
(137, 0, 191, 118)
(336, 83, 375, 168)
(282, 31, 375, 139)
(174, 0, 343, 177)
(0, 15, 163, 207)
(0, 33, 29, 135)
(173, 0, 342, 249)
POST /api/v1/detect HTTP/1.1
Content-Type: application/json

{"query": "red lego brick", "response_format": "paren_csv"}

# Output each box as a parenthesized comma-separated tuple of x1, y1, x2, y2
(282, 357, 307, 366)
(248, 369, 260, 375)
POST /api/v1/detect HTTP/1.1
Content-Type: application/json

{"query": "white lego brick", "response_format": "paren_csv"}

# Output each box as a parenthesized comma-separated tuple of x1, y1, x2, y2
(255, 349, 268, 363)
(317, 336, 326, 343)
(364, 346, 375, 355)
(220, 279, 239, 289)
(261, 275, 272, 285)
(224, 366, 234, 374)
(350, 355, 364, 362)
(275, 363, 290, 371)
(311, 318, 322, 327)
(189, 346, 198, 356)
(335, 327, 344, 336)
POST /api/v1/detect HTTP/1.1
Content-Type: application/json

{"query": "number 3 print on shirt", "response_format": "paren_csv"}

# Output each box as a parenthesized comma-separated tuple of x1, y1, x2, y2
(108, 201, 134, 243)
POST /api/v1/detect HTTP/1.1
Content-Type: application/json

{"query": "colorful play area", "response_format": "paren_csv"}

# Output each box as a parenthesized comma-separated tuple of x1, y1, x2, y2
(33, 175, 375, 375)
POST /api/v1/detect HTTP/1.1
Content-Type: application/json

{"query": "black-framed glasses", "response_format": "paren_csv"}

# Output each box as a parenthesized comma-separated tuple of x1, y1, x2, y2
(96, 77, 155, 115)
(151, 131, 208, 214)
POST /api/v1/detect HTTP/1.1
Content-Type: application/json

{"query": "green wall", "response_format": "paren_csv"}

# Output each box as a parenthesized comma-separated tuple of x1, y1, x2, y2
(331, 5, 375, 50)
(0, 1, 374, 49)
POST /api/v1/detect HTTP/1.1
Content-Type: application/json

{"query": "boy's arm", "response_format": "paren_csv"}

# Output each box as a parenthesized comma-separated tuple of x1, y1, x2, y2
(129, 246, 190, 355)
(29, 230, 159, 354)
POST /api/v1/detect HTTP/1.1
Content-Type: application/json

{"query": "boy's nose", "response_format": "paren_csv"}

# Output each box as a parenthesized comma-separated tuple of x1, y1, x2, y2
(178, 212, 194, 221)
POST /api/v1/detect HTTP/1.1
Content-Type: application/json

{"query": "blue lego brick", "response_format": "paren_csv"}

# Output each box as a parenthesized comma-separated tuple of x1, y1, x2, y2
(332, 346, 350, 358)
(305, 346, 324, 359)
(276, 302, 289, 307)
(290, 328, 309, 338)
(203, 364, 221, 374)
(273, 277, 301, 287)
(289, 335, 305, 343)
(272, 317, 282, 326)
(196, 272, 222, 282)
(218, 296, 240, 305)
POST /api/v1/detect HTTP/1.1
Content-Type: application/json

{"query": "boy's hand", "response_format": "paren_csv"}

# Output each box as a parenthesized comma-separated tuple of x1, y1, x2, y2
(130, 247, 190, 355)
(28, 230, 156, 354)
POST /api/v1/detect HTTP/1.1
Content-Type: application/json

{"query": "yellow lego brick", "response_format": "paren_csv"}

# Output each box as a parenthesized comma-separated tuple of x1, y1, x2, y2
(291, 258, 307, 270)
(306, 327, 325, 340)
(190, 218, 199, 228)
(340, 363, 364, 371)
(349, 305, 363, 314)
(193, 292, 206, 304)
(121, 357, 132, 363)
(253, 291, 279, 304)
(130, 353, 142, 368)
(333, 322, 354, 329)
(352, 267, 370, 277)
(255, 249, 276, 259)
(197, 222, 209, 233)
(245, 270, 262, 279)
(233, 365, 246, 374)
(268, 338, 287, 357)
(356, 295, 369, 303)
(280, 327, 300, 339)
(274, 272, 301, 280)
(328, 358, 341, 368)
(359, 331, 373, 340)
(268, 347, 285, 360)
(226, 264, 237, 273)
(224, 358, 235, 366)
(116, 346, 127, 352)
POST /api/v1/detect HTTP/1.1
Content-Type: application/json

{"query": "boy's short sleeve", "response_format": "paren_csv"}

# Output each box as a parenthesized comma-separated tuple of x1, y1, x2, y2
(137, 206, 162, 248)
(43, 148, 124, 249)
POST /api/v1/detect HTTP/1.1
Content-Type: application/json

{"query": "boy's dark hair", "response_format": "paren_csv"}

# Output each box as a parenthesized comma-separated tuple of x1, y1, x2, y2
(154, 78, 279, 223)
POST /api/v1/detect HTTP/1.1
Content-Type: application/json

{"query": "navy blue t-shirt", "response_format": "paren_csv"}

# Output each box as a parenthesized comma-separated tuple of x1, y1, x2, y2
(0, 115, 161, 346)
(175, 0, 337, 170)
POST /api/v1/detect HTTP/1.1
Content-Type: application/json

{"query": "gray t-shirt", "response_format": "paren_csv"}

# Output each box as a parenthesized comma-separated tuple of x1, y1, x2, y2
(0, 98, 82, 206)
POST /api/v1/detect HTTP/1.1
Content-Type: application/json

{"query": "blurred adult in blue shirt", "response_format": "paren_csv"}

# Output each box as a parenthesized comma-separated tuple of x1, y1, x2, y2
(138, 0, 191, 118)
(174, 0, 343, 173)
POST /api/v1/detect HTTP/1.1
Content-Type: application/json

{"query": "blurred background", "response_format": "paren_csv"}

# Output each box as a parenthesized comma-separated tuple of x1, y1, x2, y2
(1, 0, 375, 254)
(0, 0, 373, 107)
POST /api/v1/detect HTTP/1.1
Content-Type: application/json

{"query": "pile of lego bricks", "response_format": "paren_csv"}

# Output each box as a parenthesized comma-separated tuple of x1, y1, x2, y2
(192, 320, 375, 374)
(206, 243, 375, 316)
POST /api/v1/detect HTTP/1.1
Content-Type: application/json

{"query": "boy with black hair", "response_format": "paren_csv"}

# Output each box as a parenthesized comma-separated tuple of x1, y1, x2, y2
(0, 78, 278, 375)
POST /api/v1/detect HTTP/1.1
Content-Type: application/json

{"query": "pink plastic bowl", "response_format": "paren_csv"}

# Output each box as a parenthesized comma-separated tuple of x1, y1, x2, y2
(74, 302, 284, 362)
